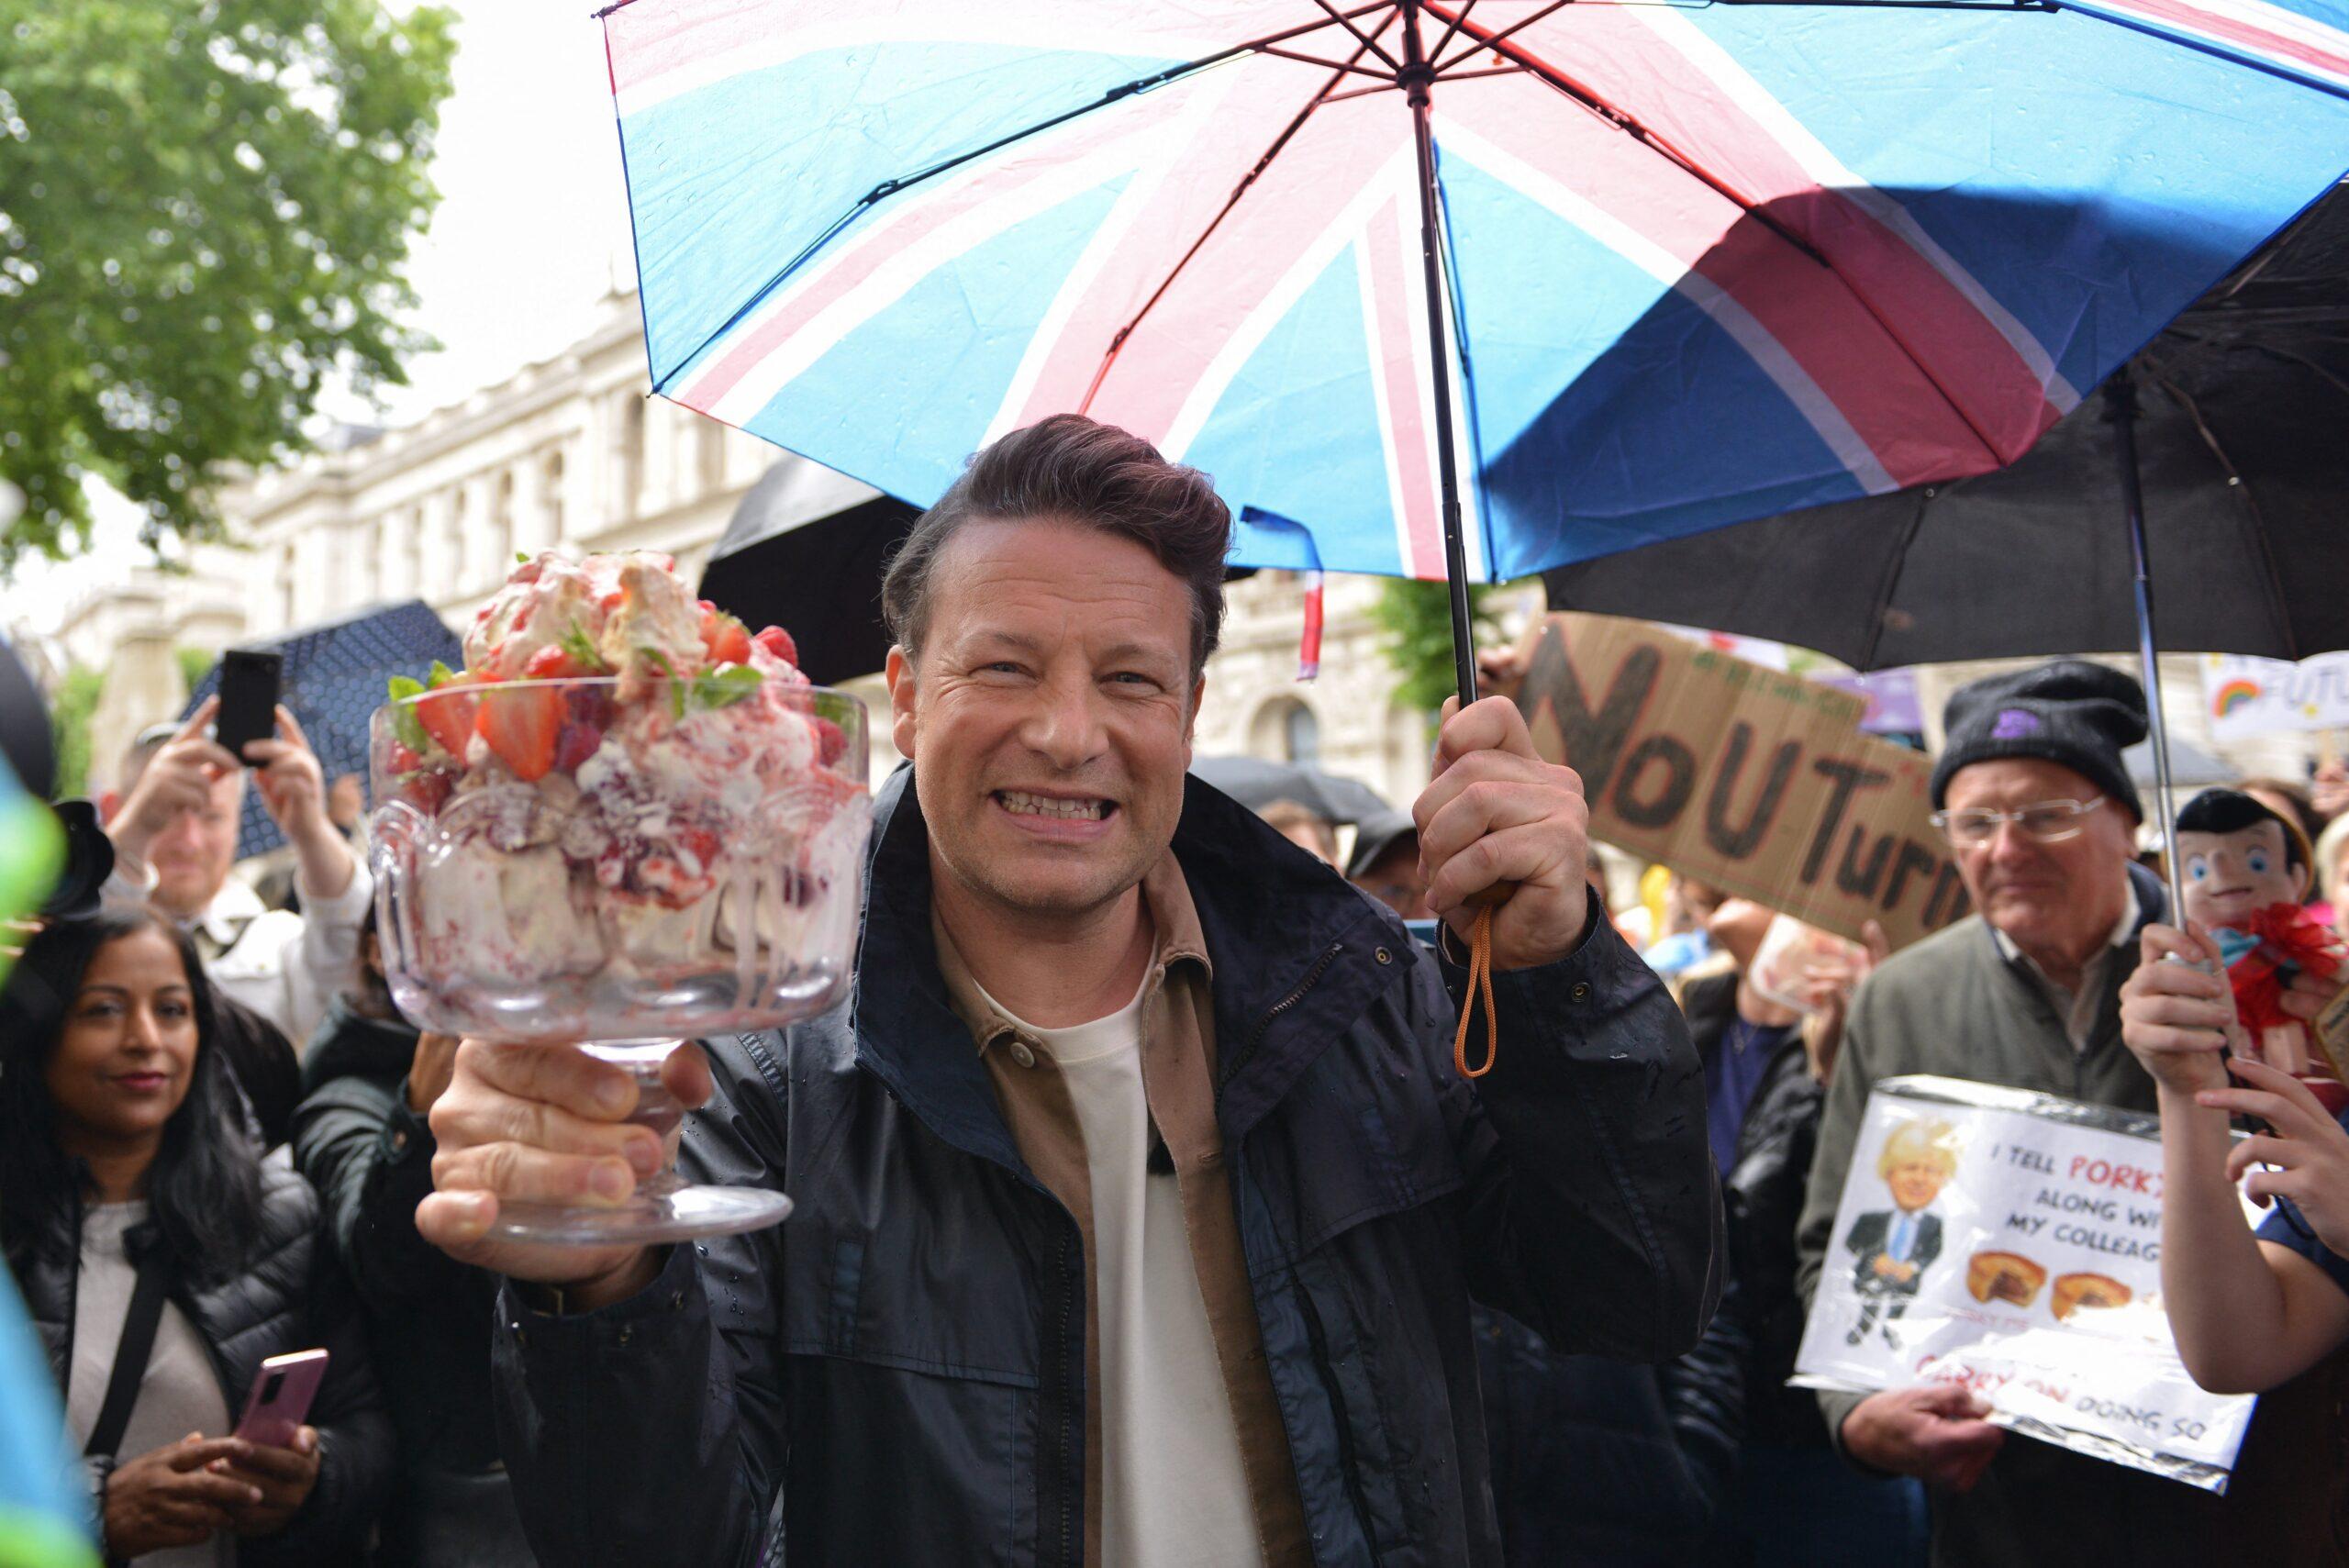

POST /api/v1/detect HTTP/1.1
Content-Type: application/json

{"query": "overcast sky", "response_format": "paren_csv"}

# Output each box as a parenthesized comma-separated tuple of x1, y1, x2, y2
(3, 0, 636, 632)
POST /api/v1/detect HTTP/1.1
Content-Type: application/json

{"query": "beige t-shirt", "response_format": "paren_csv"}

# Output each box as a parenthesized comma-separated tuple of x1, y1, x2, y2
(978, 978, 1264, 1568)
(67, 1202, 233, 1568)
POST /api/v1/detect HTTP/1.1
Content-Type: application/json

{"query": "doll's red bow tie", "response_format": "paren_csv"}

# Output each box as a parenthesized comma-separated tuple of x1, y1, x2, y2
(2227, 902, 2345, 1035)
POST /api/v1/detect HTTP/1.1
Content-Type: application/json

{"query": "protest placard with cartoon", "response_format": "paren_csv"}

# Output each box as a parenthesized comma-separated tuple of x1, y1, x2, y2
(1796, 1076, 2259, 1492)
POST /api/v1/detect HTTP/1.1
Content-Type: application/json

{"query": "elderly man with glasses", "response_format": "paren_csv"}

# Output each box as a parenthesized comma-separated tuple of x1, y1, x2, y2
(1792, 662, 2341, 1567)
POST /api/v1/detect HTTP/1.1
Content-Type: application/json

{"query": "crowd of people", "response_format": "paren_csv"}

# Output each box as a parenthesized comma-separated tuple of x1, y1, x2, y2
(8, 414, 2349, 1566)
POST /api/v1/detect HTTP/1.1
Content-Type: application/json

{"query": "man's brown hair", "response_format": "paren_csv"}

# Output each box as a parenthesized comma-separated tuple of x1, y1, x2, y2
(880, 415, 1231, 678)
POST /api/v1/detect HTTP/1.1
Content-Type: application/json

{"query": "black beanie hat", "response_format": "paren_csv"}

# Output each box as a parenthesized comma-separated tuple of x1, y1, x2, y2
(1930, 660, 2148, 819)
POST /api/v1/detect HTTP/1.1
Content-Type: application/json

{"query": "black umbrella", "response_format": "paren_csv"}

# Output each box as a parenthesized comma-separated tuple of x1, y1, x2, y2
(1542, 183, 2349, 915)
(1188, 756, 1389, 825)
(696, 464, 921, 687)
(184, 599, 462, 861)
(1542, 188, 2349, 671)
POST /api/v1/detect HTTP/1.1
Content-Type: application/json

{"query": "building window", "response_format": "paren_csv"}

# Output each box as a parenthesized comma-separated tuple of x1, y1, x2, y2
(277, 546, 296, 627)
(697, 415, 728, 494)
(543, 450, 566, 543)
(445, 488, 468, 590)
(404, 508, 424, 598)
(1285, 703, 1320, 765)
(617, 395, 644, 520)
(491, 471, 515, 567)
(1252, 696, 1320, 766)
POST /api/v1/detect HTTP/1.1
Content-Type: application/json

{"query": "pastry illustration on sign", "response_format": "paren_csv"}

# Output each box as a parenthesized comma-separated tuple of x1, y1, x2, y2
(1965, 1250, 2050, 1307)
(2052, 1272, 2134, 1321)
(1843, 1118, 1960, 1347)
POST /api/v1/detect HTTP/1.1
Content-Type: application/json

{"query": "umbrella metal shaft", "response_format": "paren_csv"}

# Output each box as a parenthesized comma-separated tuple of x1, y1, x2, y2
(1401, 1, 1482, 711)
(2110, 379, 2189, 927)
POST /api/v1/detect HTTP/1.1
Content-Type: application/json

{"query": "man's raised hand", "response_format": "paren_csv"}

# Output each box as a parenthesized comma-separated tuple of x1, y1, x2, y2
(110, 698, 239, 862)
(1412, 695, 1591, 970)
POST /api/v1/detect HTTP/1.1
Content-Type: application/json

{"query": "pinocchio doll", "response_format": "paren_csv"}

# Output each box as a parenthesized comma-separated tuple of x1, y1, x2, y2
(2174, 787, 2349, 1109)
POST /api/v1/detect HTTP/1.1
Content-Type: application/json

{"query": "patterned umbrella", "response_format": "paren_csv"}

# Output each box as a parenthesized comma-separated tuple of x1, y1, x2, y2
(598, 0, 2349, 705)
(184, 600, 462, 862)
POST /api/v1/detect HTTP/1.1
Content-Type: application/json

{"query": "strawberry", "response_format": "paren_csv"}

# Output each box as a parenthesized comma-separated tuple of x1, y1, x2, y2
(414, 680, 479, 760)
(387, 741, 425, 775)
(811, 717, 848, 767)
(566, 683, 618, 732)
(700, 608, 752, 668)
(524, 641, 593, 682)
(397, 771, 452, 815)
(676, 826, 722, 875)
(475, 682, 563, 782)
(553, 720, 604, 773)
(753, 626, 798, 667)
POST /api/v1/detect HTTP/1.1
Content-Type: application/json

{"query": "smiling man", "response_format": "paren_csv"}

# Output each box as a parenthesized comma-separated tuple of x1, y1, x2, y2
(417, 416, 1719, 1568)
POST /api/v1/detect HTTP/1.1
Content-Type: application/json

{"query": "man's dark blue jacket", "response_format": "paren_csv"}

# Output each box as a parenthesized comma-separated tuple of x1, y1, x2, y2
(488, 770, 1720, 1566)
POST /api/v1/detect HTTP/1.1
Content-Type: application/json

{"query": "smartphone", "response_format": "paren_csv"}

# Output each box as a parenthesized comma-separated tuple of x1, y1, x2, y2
(214, 649, 283, 764)
(233, 1348, 328, 1449)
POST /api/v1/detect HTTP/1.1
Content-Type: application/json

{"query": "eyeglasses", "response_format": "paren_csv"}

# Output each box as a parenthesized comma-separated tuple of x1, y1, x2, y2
(1930, 796, 2104, 847)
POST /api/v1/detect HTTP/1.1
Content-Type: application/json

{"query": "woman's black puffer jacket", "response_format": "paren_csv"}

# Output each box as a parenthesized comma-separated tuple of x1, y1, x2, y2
(10, 1161, 394, 1564)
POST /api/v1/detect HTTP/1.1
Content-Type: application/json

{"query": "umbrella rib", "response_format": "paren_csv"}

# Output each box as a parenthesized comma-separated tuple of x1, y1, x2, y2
(1326, 62, 1528, 102)
(1429, 0, 1574, 73)
(1421, 5, 1828, 265)
(646, 4, 1397, 392)
(1854, 486, 1932, 671)
(1426, 0, 1484, 67)
(2143, 369, 2298, 656)
(1079, 13, 1403, 411)
(1426, 2, 2011, 463)
(1255, 43, 1402, 80)
(1311, 0, 1407, 71)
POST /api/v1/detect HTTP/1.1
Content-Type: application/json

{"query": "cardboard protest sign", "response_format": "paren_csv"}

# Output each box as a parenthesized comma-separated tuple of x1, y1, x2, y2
(1508, 613, 1968, 950)
(1794, 1076, 2256, 1492)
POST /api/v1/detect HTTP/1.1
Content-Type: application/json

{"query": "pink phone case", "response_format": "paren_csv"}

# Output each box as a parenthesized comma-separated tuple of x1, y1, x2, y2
(233, 1349, 328, 1448)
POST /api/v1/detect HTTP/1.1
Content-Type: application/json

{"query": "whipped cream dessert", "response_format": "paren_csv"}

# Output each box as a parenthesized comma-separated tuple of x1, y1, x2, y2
(373, 550, 867, 1032)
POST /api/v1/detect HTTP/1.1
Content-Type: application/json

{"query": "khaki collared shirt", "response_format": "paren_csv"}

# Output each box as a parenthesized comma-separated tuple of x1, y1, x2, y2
(1991, 875, 2142, 1051)
(933, 852, 1310, 1568)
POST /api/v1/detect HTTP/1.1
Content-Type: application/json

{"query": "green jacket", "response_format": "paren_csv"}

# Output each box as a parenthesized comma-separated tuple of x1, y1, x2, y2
(1797, 864, 2347, 1568)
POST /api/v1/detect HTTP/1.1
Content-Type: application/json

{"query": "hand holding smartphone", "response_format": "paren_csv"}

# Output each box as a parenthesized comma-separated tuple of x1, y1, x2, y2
(232, 1349, 327, 1450)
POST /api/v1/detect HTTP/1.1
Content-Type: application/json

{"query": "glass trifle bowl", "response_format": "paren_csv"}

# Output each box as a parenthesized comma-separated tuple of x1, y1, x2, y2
(367, 551, 871, 1243)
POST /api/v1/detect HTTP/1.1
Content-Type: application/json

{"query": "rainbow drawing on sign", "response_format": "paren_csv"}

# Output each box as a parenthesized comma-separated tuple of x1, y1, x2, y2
(2212, 680, 2265, 718)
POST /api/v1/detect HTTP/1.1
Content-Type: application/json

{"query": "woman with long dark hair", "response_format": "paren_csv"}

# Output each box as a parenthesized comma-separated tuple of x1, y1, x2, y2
(1, 906, 389, 1564)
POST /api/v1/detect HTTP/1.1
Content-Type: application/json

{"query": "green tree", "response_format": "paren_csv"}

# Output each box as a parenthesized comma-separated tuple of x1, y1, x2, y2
(1372, 577, 1508, 714)
(0, 0, 456, 566)
(48, 664, 104, 799)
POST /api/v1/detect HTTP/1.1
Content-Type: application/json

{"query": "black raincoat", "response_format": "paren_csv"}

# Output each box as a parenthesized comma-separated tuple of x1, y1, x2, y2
(490, 771, 1720, 1566)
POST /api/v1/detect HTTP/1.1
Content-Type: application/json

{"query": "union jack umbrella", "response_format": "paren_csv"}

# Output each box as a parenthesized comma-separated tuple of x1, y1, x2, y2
(598, 0, 2349, 702)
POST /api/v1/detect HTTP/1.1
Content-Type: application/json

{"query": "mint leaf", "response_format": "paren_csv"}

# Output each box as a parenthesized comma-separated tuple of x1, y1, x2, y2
(517, 551, 532, 564)
(559, 622, 607, 673)
(640, 649, 685, 720)
(386, 676, 430, 753)
(688, 664, 763, 713)
(428, 660, 460, 689)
